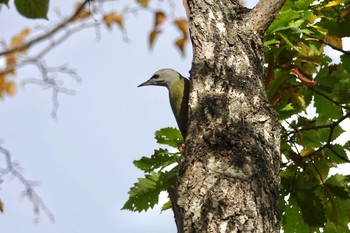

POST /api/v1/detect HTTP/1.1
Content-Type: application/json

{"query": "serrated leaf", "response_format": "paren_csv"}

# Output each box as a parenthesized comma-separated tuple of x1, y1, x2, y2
(14, 0, 49, 19)
(324, 144, 349, 164)
(324, 175, 350, 228)
(344, 141, 350, 151)
(325, 174, 350, 199)
(155, 127, 183, 148)
(314, 94, 343, 120)
(161, 199, 172, 211)
(122, 172, 162, 212)
(122, 170, 176, 212)
(133, 148, 178, 172)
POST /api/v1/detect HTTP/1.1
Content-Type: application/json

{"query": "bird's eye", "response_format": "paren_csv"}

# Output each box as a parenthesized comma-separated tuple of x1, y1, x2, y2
(151, 74, 159, 79)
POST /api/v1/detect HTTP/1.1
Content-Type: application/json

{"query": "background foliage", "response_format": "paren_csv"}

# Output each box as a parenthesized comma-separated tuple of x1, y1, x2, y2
(123, 0, 350, 232)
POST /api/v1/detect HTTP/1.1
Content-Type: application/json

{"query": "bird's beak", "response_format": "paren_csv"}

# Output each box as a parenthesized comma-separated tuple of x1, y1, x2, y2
(138, 77, 163, 87)
(137, 79, 152, 87)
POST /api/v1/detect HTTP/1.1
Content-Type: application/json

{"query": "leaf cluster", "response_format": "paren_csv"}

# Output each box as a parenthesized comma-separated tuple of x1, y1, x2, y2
(265, 0, 350, 231)
(122, 127, 183, 212)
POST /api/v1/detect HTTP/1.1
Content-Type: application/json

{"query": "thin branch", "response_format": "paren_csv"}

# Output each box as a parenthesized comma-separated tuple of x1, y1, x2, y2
(0, 21, 99, 77)
(306, 38, 350, 57)
(310, 87, 350, 110)
(21, 61, 79, 118)
(0, 145, 55, 222)
(0, 0, 91, 57)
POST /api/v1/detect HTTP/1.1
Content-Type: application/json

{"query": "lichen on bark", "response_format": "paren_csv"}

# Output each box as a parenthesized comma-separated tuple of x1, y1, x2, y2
(173, 0, 286, 232)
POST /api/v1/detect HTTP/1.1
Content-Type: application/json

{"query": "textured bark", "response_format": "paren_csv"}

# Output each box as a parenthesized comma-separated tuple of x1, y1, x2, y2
(175, 0, 285, 232)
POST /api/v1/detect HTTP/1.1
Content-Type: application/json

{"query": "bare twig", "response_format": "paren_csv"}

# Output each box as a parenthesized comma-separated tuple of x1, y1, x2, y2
(284, 112, 350, 163)
(0, 0, 92, 57)
(21, 61, 80, 118)
(0, 145, 55, 222)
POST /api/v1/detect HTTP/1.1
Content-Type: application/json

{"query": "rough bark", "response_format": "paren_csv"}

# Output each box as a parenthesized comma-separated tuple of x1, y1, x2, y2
(175, 0, 285, 232)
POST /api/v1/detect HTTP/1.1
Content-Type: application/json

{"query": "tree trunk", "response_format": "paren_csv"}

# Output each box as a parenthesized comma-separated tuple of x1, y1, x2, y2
(175, 0, 285, 232)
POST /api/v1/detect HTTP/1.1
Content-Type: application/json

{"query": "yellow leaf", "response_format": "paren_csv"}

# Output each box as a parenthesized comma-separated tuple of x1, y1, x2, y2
(137, 0, 148, 7)
(103, 12, 123, 30)
(175, 38, 187, 55)
(6, 53, 16, 75)
(300, 147, 315, 157)
(174, 19, 189, 39)
(11, 28, 30, 48)
(5, 82, 16, 96)
(324, 0, 344, 7)
(149, 29, 162, 49)
(292, 91, 306, 112)
(325, 35, 343, 49)
(155, 11, 166, 27)
(72, 2, 91, 21)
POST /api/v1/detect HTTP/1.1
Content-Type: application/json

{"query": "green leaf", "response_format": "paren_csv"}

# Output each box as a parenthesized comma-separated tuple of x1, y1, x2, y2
(155, 127, 183, 148)
(267, 9, 301, 33)
(317, 19, 350, 37)
(324, 175, 350, 229)
(293, 0, 315, 10)
(0, 0, 9, 5)
(161, 199, 172, 211)
(281, 196, 309, 233)
(314, 94, 343, 120)
(323, 144, 349, 164)
(14, 0, 49, 19)
(344, 141, 350, 152)
(133, 148, 178, 173)
(295, 182, 326, 226)
(324, 221, 350, 233)
(122, 168, 177, 212)
(122, 172, 163, 212)
(325, 175, 350, 199)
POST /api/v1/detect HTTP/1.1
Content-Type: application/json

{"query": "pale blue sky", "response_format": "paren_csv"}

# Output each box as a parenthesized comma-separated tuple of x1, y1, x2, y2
(1, 1, 192, 232)
(0, 1, 348, 233)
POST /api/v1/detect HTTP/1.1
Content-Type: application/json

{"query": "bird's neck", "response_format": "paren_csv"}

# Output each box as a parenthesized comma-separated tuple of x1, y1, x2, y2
(168, 77, 189, 136)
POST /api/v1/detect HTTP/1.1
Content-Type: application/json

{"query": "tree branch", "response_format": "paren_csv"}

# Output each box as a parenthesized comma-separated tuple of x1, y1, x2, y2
(0, 145, 55, 222)
(246, 0, 286, 35)
(0, 0, 91, 57)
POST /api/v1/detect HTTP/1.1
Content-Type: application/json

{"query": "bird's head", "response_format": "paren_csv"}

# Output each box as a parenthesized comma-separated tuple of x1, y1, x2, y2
(138, 68, 181, 88)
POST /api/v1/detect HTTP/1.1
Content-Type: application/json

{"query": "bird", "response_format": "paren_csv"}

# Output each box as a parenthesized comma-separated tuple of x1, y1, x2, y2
(138, 68, 190, 138)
